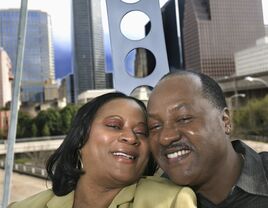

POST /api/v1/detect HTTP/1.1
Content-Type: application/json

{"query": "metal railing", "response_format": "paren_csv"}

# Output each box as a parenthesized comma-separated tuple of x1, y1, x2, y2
(0, 160, 47, 179)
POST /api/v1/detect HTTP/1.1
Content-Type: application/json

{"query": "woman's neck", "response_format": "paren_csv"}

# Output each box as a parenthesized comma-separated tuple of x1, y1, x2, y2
(73, 177, 122, 208)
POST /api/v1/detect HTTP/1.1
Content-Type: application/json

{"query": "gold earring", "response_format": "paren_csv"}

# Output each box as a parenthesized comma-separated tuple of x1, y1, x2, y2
(77, 150, 84, 170)
(226, 125, 231, 134)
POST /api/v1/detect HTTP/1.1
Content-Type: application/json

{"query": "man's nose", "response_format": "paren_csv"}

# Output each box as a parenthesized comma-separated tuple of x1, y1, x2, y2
(159, 126, 181, 146)
(118, 130, 139, 145)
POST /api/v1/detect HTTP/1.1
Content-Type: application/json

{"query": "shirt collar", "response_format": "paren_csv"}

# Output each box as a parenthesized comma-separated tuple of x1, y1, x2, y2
(232, 140, 268, 196)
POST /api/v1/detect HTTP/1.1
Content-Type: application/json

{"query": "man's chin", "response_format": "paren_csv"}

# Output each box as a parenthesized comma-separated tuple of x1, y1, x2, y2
(164, 170, 193, 186)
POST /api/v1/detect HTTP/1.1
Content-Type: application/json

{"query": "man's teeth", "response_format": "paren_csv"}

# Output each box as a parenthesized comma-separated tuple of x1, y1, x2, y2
(113, 152, 135, 160)
(167, 150, 190, 159)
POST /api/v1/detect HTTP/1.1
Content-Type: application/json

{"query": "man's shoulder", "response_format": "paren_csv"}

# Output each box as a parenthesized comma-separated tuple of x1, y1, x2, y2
(259, 151, 268, 177)
(259, 151, 268, 160)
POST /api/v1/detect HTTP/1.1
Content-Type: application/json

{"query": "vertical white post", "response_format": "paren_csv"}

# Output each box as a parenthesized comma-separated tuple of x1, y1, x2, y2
(1, 1, 28, 207)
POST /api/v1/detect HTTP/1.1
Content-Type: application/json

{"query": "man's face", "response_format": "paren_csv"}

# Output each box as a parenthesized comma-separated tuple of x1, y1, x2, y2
(147, 75, 230, 188)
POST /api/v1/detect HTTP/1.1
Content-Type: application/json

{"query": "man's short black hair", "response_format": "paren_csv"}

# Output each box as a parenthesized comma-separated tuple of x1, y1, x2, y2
(160, 69, 227, 110)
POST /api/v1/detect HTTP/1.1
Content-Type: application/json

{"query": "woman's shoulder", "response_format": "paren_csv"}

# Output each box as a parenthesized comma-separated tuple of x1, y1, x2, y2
(8, 190, 74, 208)
(134, 176, 197, 208)
(8, 190, 54, 208)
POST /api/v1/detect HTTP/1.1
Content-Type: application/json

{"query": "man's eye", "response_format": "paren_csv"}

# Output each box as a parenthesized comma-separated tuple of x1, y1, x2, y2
(134, 131, 147, 136)
(149, 124, 161, 131)
(176, 116, 193, 124)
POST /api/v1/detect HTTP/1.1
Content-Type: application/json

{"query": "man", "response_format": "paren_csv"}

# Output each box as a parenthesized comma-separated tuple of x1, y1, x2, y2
(147, 70, 268, 207)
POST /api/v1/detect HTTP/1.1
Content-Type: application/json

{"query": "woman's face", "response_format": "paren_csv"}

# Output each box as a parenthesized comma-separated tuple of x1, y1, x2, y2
(81, 98, 149, 188)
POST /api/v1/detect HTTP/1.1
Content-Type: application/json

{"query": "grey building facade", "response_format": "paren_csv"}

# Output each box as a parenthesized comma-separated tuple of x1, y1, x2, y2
(59, 73, 75, 104)
(72, 0, 113, 99)
(178, 0, 265, 79)
(0, 9, 55, 103)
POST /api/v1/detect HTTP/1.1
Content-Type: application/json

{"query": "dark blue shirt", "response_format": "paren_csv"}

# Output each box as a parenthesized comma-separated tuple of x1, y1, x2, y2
(197, 140, 268, 208)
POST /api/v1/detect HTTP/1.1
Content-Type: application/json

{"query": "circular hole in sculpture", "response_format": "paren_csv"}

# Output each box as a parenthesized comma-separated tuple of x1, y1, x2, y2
(131, 86, 153, 106)
(125, 48, 156, 78)
(121, 0, 140, 3)
(120, 11, 151, 40)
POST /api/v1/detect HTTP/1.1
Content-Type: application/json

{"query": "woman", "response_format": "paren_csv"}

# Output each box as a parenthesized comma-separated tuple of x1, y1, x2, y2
(9, 92, 196, 208)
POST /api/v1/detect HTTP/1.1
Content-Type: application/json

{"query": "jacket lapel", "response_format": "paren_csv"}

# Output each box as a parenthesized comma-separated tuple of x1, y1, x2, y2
(47, 191, 74, 208)
(108, 183, 137, 208)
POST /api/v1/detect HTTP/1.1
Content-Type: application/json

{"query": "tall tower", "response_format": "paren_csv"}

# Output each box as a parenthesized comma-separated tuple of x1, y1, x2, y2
(72, 0, 113, 99)
(0, 9, 55, 103)
(179, 0, 265, 79)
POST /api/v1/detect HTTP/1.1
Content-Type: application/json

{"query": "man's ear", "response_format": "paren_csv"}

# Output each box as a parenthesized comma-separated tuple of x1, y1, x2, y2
(222, 107, 231, 135)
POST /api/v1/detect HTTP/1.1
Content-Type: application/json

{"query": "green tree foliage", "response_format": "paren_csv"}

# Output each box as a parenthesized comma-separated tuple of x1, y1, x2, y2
(0, 129, 4, 140)
(60, 104, 79, 134)
(41, 123, 50, 136)
(16, 104, 80, 138)
(233, 95, 268, 136)
(34, 109, 62, 136)
(31, 123, 38, 137)
(17, 111, 33, 138)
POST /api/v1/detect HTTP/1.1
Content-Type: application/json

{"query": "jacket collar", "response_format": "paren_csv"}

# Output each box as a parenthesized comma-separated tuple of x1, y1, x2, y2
(108, 183, 137, 208)
(46, 182, 138, 208)
(47, 191, 74, 208)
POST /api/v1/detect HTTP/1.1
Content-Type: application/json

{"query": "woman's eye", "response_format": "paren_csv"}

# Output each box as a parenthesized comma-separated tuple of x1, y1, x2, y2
(134, 127, 148, 136)
(106, 123, 121, 129)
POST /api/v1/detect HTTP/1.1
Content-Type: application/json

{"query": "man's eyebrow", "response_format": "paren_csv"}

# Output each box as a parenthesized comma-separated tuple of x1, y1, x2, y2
(148, 103, 191, 118)
(170, 103, 191, 112)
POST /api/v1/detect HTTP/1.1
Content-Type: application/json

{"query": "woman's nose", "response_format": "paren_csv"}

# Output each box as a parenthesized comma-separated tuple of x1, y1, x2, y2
(118, 130, 140, 145)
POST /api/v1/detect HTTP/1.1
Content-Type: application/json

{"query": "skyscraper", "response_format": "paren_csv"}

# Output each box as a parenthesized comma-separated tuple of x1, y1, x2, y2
(59, 73, 75, 104)
(178, 0, 265, 78)
(72, 0, 113, 99)
(0, 9, 55, 103)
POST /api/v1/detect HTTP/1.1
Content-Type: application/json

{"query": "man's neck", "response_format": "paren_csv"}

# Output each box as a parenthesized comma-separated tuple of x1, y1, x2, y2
(196, 147, 244, 204)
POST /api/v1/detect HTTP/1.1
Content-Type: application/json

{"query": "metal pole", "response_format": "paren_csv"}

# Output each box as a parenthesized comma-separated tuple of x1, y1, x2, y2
(233, 76, 238, 109)
(1, 0, 28, 207)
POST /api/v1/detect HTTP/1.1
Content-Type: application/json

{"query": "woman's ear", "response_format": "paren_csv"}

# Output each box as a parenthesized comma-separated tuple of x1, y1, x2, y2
(222, 107, 231, 135)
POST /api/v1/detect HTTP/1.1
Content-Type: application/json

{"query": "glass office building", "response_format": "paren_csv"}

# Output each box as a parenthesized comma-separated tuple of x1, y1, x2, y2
(178, 0, 265, 79)
(0, 9, 55, 102)
(72, 0, 113, 99)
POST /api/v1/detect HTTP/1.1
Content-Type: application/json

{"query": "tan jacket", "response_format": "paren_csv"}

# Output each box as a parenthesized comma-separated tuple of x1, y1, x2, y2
(8, 176, 197, 208)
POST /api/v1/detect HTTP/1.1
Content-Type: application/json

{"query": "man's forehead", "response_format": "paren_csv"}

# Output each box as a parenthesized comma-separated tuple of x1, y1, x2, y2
(147, 74, 203, 109)
(158, 73, 199, 88)
(151, 74, 202, 96)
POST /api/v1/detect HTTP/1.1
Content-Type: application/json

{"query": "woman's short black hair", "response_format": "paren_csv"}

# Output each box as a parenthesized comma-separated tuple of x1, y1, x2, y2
(46, 92, 152, 196)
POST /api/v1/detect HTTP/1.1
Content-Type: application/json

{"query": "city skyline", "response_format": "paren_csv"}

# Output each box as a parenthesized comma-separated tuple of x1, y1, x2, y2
(0, 0, 268, 80)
